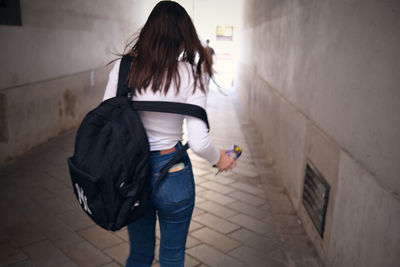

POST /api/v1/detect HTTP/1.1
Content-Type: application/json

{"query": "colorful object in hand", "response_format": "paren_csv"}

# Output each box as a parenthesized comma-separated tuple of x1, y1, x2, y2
(226, 144, 242, 160)
(214, 144, 243, 176)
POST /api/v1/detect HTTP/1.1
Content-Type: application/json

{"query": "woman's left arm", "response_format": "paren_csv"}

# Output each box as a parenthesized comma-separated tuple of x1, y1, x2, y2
(185, 88, 220, 165)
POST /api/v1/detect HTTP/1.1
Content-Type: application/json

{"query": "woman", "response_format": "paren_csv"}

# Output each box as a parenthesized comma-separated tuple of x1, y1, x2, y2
(103, 1, 235, 266)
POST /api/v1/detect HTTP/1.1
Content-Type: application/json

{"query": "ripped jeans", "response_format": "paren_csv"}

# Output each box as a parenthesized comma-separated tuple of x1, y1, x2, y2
(126, 142, 195, 267)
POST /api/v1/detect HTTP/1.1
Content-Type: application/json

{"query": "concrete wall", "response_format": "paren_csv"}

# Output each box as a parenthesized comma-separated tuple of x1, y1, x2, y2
(236, 0, 400, 266)
(0, 0, 145, 164)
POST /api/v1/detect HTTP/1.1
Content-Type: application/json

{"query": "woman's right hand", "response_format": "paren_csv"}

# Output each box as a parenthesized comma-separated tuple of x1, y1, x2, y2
(215, 149, 236, 172)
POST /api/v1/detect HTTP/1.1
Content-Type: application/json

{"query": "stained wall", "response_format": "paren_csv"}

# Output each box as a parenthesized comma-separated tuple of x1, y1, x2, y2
(0, 0, 145, 164)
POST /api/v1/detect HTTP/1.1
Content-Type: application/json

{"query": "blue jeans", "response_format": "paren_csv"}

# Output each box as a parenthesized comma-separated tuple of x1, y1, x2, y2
(126, 142, 195, 267)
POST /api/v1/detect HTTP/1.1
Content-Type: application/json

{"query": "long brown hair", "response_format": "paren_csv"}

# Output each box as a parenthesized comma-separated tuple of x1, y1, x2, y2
(125, 1, 212, 95)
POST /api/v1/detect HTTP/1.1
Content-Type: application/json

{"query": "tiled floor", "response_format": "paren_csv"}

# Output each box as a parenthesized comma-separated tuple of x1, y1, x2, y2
(0, 90, 323, 266)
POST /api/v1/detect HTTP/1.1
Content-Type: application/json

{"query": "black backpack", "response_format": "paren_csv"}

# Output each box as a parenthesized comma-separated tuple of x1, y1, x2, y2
(67, 56, 209, 231)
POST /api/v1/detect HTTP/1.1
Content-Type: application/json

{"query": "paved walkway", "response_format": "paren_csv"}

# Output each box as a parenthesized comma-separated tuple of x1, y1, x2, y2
(0, 90, 322, 267)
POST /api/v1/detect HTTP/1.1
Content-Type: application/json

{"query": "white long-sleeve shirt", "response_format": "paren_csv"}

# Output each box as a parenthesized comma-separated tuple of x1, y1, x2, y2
(103, 59, 220, 165)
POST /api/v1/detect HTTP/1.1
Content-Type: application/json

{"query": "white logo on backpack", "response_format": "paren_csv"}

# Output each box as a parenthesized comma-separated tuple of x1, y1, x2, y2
(75, 183, 92, 215)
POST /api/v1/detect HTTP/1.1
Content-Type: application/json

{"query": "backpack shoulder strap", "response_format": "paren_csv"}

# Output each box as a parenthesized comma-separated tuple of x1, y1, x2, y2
(131, 101, 210, 130)
(117, 55, 133, 97)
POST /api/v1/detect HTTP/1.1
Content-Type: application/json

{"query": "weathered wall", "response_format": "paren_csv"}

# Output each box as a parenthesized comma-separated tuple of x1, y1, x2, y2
(0, 0, 145, 164)
(236, 0, 400, 266)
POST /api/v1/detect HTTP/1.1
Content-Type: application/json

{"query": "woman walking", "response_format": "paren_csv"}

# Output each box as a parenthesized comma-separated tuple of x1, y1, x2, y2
(103, 1, 236, 266)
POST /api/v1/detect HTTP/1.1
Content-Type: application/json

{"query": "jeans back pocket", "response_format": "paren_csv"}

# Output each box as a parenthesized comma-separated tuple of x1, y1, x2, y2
(158, 161, 194, 206)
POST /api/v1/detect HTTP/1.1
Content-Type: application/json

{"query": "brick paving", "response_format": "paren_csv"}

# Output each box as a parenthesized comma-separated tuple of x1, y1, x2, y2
(0, 90, 323, 266)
